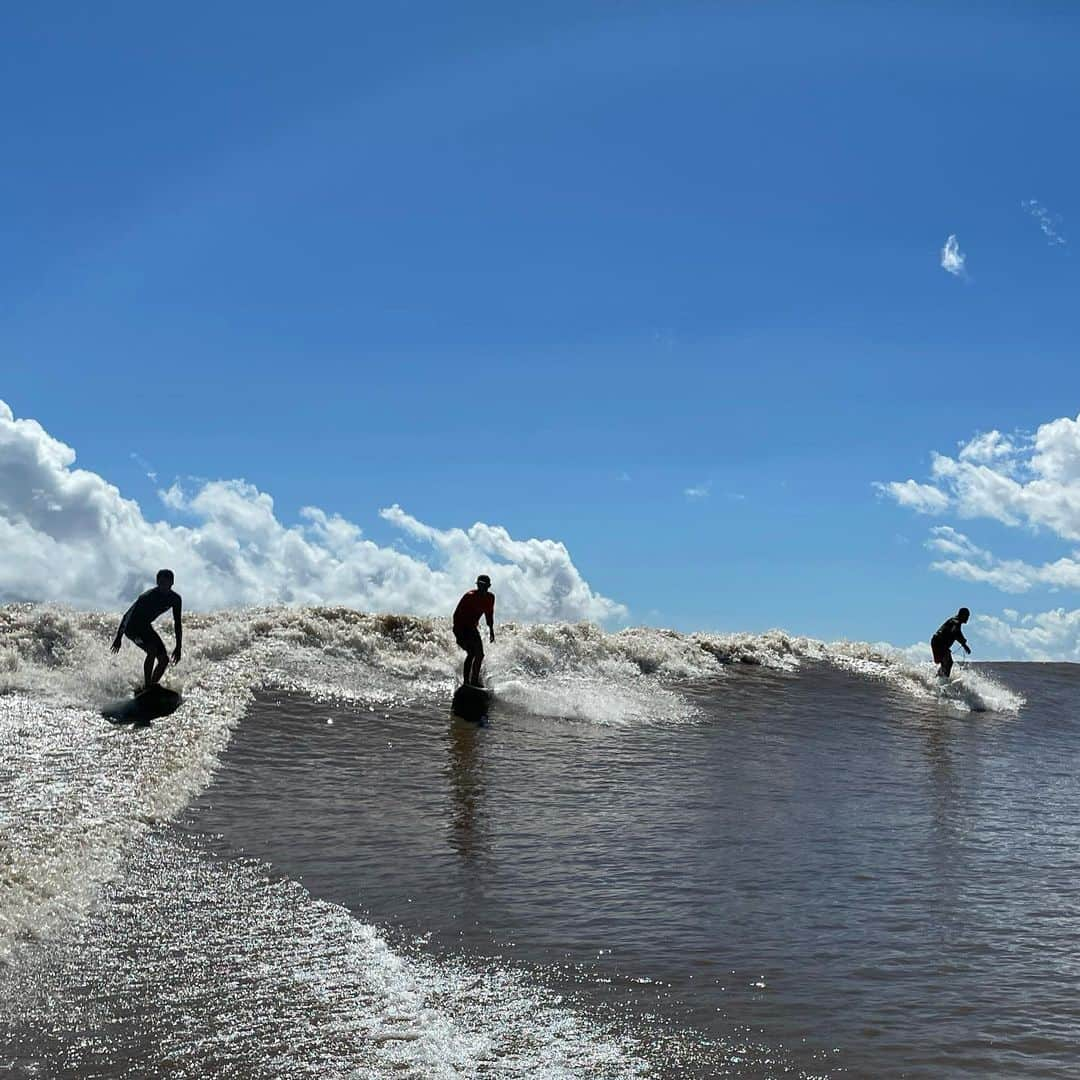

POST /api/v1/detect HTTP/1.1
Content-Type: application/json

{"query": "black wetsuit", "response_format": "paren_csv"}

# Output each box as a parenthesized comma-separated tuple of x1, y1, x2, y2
(121, 587, 181, 658)
(931, 617, 968, 675)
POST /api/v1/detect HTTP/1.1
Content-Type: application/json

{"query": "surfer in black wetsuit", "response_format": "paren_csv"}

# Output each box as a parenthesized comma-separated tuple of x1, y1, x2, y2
(931, 607, 970, 678)
(111, 570, 183, 690)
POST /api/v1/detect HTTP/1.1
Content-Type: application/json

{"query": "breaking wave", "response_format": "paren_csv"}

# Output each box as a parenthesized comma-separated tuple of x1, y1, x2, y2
(0, 603, 1023, 953)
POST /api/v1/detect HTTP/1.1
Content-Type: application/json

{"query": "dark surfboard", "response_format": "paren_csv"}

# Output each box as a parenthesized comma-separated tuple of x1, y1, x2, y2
(102, 685, 182, 724)
(451, 684, 491, 724)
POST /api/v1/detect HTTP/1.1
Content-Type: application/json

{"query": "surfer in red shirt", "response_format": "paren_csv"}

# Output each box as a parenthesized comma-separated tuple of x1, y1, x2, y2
(453, 575, 495, 687)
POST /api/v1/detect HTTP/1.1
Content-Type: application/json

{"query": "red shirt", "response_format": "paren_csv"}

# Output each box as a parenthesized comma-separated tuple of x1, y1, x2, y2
(453, 589, 495, 631)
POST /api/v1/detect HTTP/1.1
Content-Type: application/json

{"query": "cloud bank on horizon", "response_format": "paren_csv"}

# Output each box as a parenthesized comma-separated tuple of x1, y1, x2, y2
(881, 413, 1080, 660)
(0, 400, 626, 624)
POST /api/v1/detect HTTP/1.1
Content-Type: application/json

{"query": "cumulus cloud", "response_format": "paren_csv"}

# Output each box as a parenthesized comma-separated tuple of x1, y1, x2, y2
(882, 419, 1080, 541)
(940, 234, 966, 277)
(0, 400, 626, 623)
(1021, 199, 1067, 247)
(976, 608, 1080, 662)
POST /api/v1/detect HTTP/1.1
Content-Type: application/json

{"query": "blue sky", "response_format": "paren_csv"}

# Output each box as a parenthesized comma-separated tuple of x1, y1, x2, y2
(3, 3, 1080, 651)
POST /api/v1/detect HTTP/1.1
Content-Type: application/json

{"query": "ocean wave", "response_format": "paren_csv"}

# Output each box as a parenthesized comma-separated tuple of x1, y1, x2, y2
(0, 604, 1024, 719)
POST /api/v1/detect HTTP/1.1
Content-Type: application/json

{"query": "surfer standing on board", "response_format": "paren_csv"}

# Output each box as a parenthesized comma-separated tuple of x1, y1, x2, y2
(453, 575, 495, 687)
(931, 607, 970, 678)
(111, 569, 183, 690)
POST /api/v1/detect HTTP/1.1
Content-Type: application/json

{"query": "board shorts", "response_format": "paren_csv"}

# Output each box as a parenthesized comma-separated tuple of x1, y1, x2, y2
(126, 625, 167, 660)
(930, 635, 950, 665)
(454, 627, 484, 655)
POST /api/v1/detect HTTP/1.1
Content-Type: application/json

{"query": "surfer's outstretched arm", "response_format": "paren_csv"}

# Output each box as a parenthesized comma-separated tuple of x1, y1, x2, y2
(171, 594, 183, 664)
(111, 603, 133, 653)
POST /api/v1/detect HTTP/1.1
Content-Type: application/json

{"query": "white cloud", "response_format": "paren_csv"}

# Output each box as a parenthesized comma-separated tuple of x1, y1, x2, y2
(885, 419, 1080, 656)
(940, 234, 966, 277)
(0, 400, 626, 623)
(976, 608, 1080, 662)
(925, 525, 985, 559)
(929, 540, 1080, 595)
(885, 416, 1080, 545)
(957, 430, 1017, 465)
(1021, 199, 1067, 247)
(883, 415, 1080, 658)
(880, 420, 1080, 542)
(684, 485, 709, 499)
(875, 479, 949, 515)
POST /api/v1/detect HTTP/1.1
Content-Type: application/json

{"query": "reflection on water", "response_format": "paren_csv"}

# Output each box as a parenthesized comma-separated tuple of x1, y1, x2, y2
(445, 717, 490, 864)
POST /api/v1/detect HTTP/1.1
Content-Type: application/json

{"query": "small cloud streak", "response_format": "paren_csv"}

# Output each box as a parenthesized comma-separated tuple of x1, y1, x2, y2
(874, 479, 949, 515)
(130, 452, 158, 483)
(940, 234, 966, 277)
(684, 485, 710, 499)
(1021, 199, 1067, 247)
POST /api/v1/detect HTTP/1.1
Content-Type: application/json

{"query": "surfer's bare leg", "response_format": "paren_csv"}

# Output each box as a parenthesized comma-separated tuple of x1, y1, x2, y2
(467, 649, 484, 687)
(147, 652, 169, 688)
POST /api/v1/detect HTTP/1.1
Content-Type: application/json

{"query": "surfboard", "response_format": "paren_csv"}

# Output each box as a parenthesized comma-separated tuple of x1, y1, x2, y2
(451, 684, 491, 724)
(102, 685, 182, 724)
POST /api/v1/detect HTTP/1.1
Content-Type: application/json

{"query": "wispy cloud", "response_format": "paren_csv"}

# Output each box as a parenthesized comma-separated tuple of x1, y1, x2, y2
(130, 452, 158, 483)
(1021, 199, 1067, 247)
(684, 484, 710, 499)
(874, 479, 949, 514)
(956, 429, 1017, 466)
(940, 234, 966, 277)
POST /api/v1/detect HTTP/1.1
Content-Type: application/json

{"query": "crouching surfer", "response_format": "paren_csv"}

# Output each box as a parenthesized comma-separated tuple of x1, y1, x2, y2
(111, 569, 183, 690)
(453, 575, 495, 688)
(931, 606, 970, 678)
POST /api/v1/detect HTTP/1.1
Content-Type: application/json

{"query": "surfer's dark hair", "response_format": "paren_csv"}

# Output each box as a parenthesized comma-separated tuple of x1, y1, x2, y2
(156, 568, 175, 585)
(958, 606, 970, 619)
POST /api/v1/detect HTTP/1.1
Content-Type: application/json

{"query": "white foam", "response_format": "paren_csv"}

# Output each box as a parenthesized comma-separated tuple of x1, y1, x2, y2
(1, 831, 653, 1077)
(819, 639, 1025, 714)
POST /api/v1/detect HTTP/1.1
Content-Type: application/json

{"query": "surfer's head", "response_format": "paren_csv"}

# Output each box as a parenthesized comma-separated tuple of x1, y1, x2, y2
(156, 569, 175, 589)
(958, 606, 970, 622)
(476, 574, 491, 592)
